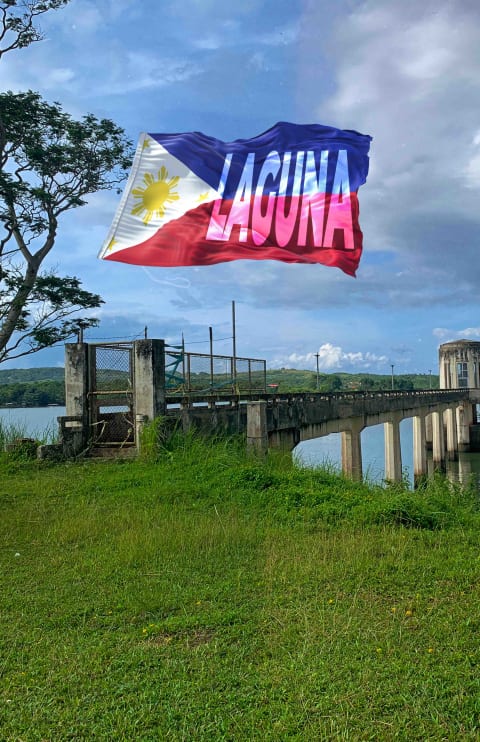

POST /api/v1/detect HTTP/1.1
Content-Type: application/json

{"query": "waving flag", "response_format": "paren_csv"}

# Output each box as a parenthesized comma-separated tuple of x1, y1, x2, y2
(99, 122, 371, 276)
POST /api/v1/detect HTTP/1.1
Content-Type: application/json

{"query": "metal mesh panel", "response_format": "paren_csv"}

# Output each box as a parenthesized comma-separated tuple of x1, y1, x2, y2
(90, 343, 134, 445)
(94, 345, 132, 391)
(248, 359, 267, 392)
(169, 351, 266, 395)
(235, 358, 250, 391)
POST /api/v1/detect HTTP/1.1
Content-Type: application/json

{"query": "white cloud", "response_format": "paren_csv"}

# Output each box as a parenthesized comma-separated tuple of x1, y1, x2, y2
(272, 343, 388, 371)
(433, 326, 480, 341)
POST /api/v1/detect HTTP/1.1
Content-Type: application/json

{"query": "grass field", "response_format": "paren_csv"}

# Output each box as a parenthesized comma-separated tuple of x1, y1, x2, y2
(1, 433, 480, 740)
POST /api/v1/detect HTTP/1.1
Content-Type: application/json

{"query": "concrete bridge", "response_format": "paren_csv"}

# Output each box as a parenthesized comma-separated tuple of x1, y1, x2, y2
(55, 338, 480, 484)
(169, 388, 478, 482)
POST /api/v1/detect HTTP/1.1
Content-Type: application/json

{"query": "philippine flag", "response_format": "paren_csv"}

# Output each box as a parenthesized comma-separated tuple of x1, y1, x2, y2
(99, 122, 371, 276)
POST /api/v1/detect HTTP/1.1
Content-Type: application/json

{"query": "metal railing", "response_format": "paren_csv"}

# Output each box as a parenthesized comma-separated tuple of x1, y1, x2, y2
(165, 348, 266, 395)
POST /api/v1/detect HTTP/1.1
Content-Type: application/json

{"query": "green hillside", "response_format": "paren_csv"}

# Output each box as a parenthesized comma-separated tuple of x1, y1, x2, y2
(0, 367, 64, 385)
(0, 366, 439, 407)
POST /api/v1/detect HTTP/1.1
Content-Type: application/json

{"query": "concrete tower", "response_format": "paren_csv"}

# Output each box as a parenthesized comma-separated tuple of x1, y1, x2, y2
(439, 340, 480, 390)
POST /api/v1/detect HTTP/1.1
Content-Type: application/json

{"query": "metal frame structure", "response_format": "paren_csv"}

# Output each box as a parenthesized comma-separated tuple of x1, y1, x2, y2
(88, 342, 135, 446)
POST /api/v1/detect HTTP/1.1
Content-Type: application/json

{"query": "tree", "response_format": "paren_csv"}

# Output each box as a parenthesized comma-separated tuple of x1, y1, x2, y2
(0, 2, 133, 363)
(0, 1, 69, 60)
(0, 91, 132, 362)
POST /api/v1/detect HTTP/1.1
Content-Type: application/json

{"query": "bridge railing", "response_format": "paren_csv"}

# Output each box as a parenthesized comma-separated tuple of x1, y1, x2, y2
(166, 387, 471, 410)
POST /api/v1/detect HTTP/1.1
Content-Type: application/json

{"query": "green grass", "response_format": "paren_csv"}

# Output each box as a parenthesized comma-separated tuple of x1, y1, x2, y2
(1, 435, 480, 740)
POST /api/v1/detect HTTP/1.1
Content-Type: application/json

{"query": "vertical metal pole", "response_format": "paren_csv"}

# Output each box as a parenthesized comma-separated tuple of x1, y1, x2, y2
(391, 364, 394, 390)
(187, 353, 191, 395)
(209, 326, 214, 390)
(181, 333, 186, 392)
(144, 326, 148, 339)
(429, 369, 432, 389)
(248, 360, 252, 393)
(316, 352, 320, 391)
(263, 360, 267, 393)
(231, 301, 236, 391)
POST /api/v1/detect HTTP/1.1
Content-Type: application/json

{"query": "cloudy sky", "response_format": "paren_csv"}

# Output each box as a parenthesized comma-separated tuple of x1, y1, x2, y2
(3, 0, 480, 374)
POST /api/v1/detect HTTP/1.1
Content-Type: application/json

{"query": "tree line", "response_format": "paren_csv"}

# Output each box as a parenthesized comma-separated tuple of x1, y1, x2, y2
(0, 379, 64, 407)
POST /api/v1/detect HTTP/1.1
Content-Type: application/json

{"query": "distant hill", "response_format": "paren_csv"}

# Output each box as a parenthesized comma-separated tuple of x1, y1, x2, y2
(265, 369, 439, 393)
(0, 367, 64, 385)
(0, 366, 439, 409)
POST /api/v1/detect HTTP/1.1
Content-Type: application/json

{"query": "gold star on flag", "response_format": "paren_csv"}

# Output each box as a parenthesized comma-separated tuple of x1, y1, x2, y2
(197, 191, 209, 202)
(106, 238, 117, 252)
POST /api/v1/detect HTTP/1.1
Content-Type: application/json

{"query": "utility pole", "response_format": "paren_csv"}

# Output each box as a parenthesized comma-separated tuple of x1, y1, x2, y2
(209, 326, 214, 390)
(315, 352, 320, 391)
(232, 300, 237, 391)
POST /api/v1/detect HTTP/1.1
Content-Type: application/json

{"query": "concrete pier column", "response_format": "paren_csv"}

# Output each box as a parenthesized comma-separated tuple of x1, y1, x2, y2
(341, 417, 363, 481)
(432, 408, 445, 466)
(413, 413, 427, 482)
(134, 339, 166, 422)
(456, 402, 473, 452)
(425, 413, 433, 450)
(445, 406, 458, 461)
(384, 413, 403, 482)
(247, 401, 268, 455)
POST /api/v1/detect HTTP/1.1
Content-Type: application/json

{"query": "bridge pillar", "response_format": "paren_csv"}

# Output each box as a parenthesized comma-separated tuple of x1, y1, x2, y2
(456, 402, 473, 452)
(432, 408, 446, 466)
(425, 413, 433, 450)
(384, 413, 403, 482)
(247, 401, 268, 455)
(413, 413, 427, 482)
(341, 418, 363, 481)
(445, 406, 458, 461)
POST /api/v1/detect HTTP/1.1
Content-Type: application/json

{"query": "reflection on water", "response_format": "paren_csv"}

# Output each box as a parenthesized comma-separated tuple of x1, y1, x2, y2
(295, 421, 480, 490)
(442, 452, 480, 489)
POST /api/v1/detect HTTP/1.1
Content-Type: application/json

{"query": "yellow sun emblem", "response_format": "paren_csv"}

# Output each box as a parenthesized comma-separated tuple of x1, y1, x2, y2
(131, 167, 180, 224)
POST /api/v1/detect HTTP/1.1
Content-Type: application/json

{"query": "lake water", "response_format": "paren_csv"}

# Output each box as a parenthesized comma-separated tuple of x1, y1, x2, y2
(2, 406, 480, 489)
(0, 406, 66, 440)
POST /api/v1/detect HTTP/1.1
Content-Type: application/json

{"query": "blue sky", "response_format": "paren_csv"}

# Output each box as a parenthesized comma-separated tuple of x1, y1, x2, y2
(3, 0, 480, 374)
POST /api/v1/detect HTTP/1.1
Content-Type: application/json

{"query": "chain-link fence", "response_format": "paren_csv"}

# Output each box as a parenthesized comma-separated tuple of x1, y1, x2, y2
(88, 343, 134, 444)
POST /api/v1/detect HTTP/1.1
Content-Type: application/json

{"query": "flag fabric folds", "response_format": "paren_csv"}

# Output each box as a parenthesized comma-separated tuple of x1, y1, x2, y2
(99, 122, 371, 276)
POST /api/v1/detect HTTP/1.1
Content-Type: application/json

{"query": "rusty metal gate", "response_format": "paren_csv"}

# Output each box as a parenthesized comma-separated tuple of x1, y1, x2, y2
(88, 342, 135, 446)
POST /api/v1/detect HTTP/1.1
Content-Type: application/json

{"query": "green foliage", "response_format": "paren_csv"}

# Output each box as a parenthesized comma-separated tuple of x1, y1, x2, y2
(0, 366, 64, 384)
(0, 378, 64, 406)
(0, 87, 132, 363)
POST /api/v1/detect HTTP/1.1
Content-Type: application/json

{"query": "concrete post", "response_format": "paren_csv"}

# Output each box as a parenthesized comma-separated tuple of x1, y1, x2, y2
(134, 339, 166, 422)
(247, 401, 268, 455)
(445, 406, 458, 461)
(413, 413, 427, 482)
(65, 342, 88, 420)
(62, 342, 90, 455)
(432, 408, 445, 466)
(456, 402, 473, 452)
(384, 413, 403, 482)
(341, 417, 363, 481)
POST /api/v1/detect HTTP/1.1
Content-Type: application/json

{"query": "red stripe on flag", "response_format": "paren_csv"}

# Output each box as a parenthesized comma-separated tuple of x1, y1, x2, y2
(105, 194, 363, 277)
